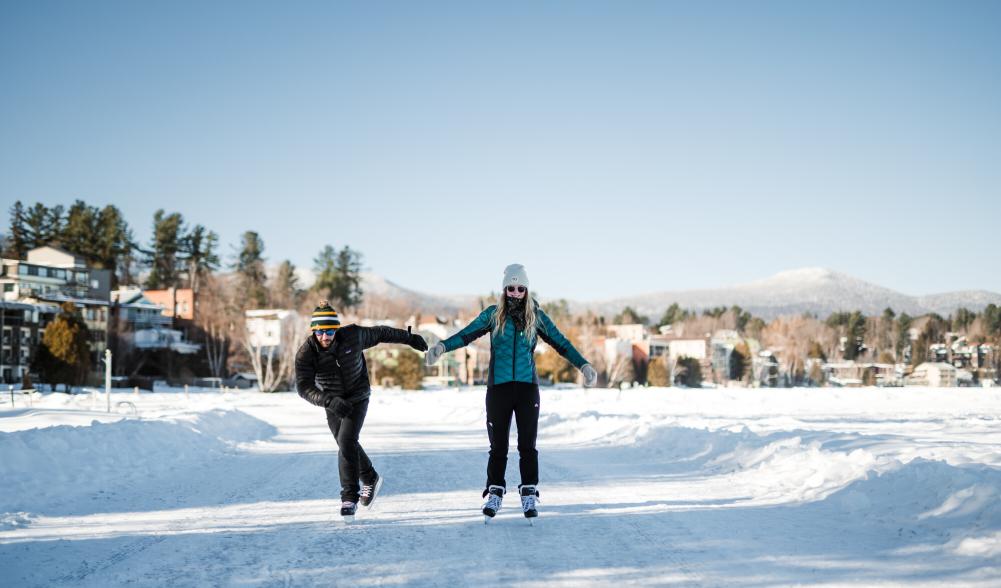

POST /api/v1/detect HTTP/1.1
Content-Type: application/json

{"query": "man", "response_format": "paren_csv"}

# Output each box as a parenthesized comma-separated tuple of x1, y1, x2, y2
(295, 301, 428, 521)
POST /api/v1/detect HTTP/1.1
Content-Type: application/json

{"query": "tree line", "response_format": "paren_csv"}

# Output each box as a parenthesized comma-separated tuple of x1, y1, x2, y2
(3, 199, 364, 309)
(532, 300, 1001, 388)
(4, 199, 368, 391)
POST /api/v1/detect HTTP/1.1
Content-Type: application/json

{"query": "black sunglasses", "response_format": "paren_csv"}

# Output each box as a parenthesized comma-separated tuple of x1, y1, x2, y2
(505, 285, 526, 293)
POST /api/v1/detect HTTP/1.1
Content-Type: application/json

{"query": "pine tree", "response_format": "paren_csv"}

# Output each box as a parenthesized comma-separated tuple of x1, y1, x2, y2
(271, 259, 301, 309)
(32, 302, 90, 391)
(63, 200, 97, 261)
(25, 203, 65, 249)
(896, 312, 913, 359)
(731, 305, 753, 333)
(94, 205, 135, 287)
(234, 231, 268, 309)
(732, 342, 752, 381)
(6, 201, 29, 258)
(674, 356, 702, 388)
(614, 306, 648, 325)
(182, 224, 219, 296)
(657, 303, 690, 328)
(313, 245, 364, 309)
(807, 341, 827, 361)
(393, 350, 424, 390)
(43, 200, 135, 287)
(953, 308, 976, 332)
(146, 210, 185, 289)
(844, 311, 866, 360)
(647, 356, 670, 387)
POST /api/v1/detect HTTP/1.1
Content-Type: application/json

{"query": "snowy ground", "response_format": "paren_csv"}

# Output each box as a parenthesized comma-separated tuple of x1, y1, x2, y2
(2, 385, 1000, 587)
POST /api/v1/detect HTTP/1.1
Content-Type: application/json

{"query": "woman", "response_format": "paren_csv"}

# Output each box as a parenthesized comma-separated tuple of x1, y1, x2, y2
(426, 264, 597, 523)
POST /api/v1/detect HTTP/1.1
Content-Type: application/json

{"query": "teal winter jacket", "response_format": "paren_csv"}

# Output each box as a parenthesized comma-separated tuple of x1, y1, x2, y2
(441, 302, 588, 386)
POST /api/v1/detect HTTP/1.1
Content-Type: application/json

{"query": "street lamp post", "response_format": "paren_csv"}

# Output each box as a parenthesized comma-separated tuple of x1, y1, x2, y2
(103, 348, 112, 413)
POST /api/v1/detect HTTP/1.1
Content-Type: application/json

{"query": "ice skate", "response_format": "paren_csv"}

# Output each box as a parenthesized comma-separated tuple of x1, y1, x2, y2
(360, 474, 383, 509)
(520, 485, 539, 525)
(482, 485, 505, 523)
(340, 500, 357, 523)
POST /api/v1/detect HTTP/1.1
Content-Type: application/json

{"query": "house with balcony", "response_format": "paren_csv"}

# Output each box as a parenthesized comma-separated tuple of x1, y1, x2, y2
(0, 300, 57, 384)
(1, 246, 112, 376)
(245, 309, 301, 353)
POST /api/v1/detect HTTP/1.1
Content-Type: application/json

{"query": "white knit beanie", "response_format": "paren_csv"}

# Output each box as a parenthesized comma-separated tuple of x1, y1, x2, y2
(502, 263, 529, 290)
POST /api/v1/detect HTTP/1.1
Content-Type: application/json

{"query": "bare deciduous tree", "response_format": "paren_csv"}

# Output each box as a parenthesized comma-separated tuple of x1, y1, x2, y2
(197, 274, 238, 378)
(242, 313, 301, 392)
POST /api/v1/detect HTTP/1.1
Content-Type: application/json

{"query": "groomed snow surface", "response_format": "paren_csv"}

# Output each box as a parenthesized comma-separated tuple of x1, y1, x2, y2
(2, 386, 1000, 587)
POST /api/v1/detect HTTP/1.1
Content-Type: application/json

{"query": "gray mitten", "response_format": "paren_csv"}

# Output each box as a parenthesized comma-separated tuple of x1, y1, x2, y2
(425, 342, 446, 366)
(581, 364, 598, 387)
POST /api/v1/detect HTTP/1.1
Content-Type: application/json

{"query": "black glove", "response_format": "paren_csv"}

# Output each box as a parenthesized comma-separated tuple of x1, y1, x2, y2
(326, 396, 352, 418)
(408, 333, 428, 351)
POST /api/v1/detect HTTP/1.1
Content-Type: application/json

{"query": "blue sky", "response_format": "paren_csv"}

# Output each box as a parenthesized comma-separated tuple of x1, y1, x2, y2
(2, 1, 999, 301)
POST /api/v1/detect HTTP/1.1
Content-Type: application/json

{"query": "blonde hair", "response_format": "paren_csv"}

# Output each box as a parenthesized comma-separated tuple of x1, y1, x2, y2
(493, 295, 537, 340)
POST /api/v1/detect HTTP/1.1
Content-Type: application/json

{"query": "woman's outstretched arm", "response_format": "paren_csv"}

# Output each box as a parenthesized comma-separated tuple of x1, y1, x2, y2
(537, 309, 598, 386)
(536, 309, 587, 369)
(427, 305, 495, 364)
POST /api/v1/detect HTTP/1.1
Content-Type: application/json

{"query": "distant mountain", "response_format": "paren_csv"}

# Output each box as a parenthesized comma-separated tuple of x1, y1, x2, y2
(582, 268, 1001, 320)
(294, 266, 1001, 320)
(359, 273, 479, 315)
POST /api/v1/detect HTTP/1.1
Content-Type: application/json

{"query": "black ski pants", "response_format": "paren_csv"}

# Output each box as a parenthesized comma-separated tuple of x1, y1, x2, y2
(325, 398, 377, 503)
(485, 381, 540, 490)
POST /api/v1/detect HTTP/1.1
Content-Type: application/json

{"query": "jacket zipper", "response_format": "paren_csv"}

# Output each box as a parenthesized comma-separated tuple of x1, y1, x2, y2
(512, 317, 518, 381)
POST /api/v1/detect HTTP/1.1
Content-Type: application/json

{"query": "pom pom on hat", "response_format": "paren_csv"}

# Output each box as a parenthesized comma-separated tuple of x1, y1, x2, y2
(311, 300, 341, 331)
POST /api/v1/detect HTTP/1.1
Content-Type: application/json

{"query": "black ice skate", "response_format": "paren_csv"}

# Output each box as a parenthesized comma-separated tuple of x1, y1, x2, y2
(340, 501, 358, 523)
(482, 485, 505, 523)
(520, 485, 539, 525)
(360, 474, 383, 509)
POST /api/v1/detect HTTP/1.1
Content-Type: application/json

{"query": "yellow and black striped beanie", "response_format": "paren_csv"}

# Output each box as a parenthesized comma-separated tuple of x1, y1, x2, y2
(310, 301, 341, 331)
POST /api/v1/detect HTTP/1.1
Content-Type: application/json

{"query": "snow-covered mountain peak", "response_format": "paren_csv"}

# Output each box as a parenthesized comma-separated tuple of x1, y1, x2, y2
(767, 267, 839, 284)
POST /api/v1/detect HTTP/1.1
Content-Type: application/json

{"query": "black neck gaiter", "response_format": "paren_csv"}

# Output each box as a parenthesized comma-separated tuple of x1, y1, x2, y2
(506, 296, 527, 331)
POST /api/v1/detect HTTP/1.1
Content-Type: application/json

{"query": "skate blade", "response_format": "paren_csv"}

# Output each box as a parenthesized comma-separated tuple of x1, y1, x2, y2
(528, 518, 535, 526)
(342, 515, 355, 524)
(483, 515, 493, 524)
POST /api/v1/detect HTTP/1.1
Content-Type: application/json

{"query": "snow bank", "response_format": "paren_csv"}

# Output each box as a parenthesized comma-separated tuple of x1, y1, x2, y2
(820, 459, 1001, 549)
(0, 409, 276, 514)
(539, 403, 1001, 550)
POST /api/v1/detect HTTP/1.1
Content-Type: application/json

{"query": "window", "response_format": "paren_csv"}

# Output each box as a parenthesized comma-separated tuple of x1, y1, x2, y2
(90, 279, 99, 289)
(18, 265, 27, 276)
(3, 283, 12, 292)
(39, 267, 48, 278)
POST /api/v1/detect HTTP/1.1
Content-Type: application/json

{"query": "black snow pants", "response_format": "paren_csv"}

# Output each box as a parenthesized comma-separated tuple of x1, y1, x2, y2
(485, 381, 540, 490)
(325, 398, 377, 503)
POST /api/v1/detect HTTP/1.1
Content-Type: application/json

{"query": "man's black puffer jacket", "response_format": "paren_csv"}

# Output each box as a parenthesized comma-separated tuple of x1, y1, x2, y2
(295, 324, 412, 408)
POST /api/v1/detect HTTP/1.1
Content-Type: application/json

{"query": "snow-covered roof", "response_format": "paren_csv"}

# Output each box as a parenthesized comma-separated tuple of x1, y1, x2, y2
(38, 293, 110, 306)
(913, 362, 957, 371)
